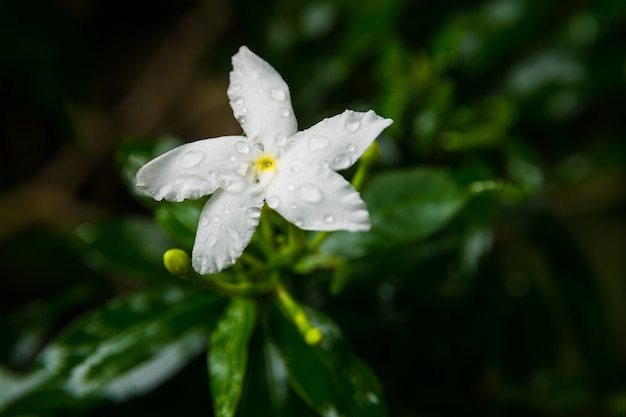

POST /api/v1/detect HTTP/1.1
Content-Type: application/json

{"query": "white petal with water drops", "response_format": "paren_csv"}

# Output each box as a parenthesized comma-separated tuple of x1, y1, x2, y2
(286, 110, 392, 171)
(266, 167, 370, 232)
(136, 136, 253, 202)
(192, 186, 264, 275)
(228, 47, 297, 154)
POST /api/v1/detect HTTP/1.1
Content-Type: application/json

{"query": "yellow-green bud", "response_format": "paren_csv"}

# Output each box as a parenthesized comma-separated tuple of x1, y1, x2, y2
(305, 328, 323, 345)
(163, 249, 192, 276)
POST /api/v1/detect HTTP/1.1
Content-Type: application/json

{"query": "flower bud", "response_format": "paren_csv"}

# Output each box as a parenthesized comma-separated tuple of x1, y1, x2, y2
(163, 249, 192, 276)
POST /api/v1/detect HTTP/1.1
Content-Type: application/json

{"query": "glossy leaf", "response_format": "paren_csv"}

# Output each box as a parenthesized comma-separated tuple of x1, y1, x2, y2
(36, 283, 225, 401)
(321, 168, 469, 258)
(209, 298, 256, 417)
(268, 301, 387, 417)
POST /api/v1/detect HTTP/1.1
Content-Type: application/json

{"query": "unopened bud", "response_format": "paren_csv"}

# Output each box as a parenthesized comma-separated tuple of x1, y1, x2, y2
(163, 249, 192, 276)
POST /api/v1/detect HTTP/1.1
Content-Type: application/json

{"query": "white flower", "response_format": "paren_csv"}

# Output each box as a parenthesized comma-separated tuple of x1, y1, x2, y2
(136, 46, 393, 274)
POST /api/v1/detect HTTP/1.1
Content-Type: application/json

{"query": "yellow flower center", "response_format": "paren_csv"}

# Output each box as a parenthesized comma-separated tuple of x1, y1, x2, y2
(255, 154, 277, 174)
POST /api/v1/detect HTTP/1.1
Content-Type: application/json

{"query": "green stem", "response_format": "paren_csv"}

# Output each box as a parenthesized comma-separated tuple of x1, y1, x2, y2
(274, 283, 323, 345)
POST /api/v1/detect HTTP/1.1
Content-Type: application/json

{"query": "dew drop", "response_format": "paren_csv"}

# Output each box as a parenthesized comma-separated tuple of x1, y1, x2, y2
(223, 209, 230, 216)
(213, 215, 220, 223)
(346, 117, 361, 132)
(333, 153, 351, 170)
(226, 180, 246, 194)
(346, 143, 356, 152)
(233, 97, 245, 105)
(180, 150, 205, 168)
(254, 142, 265, 152)
(267, 195, 280, 208)
(294, 218, 304, 227)
(323, 213, 334, 223)
(228, 227, 241, 241)
(247, 207, 261, 218)
(258, 88, 264, 94)
(200, 215, 210, 226)
(319, 160, 330, 169)
(275, 134, 287, 146)
(270, 87, 287, 101)
(235, 141, 250, 154)
(228, 154, 237, 162)
(287, 183, 295, 191)
(205, 235, 217, 248)
(297, 183, 323, 203)
(236, 114, 246, 124)
(279, 107, 290, 117)
(289, 202, 298, 210)
(229, 83, 241, 93)
(308, 135, 330, 151)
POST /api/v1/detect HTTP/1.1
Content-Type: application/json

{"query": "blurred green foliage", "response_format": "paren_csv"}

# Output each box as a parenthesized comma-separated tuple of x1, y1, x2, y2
(1, 0, 625, 416)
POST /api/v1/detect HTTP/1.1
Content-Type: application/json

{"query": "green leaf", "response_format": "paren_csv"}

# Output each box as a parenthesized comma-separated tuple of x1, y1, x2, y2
(155, 199, 205, 249)
(209, 298, 256, 417)
(73, 217, 174, 280)
(322, 168, 469, 258)
(268, 302, 387, 417)
(37, 283, 225, 401)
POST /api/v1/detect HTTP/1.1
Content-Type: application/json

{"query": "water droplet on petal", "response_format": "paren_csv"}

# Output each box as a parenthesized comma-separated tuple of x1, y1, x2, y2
(226, 180, 246, 194)
(247, 207, 261, 218)
(287, 183, 294, 191)
(205, 235, 217, 248)
(319, 160, 330, 169)
(275, 134, 287, 146)
(333, 153, 351, 170)
(200, 215, 210, 226)
(279, 107, 290, 117)
(289, 202, 298, 210)
(346, 117, 361, 132)
(254, 143, 264, 152)
(346, 143, 356, 152)
(229, 83, 241, 93)
(233, 97, 245, 105)
(228, 227, 241, 241)
(228, 153, 237, 162)
(324, 213, 334, 223)
(297, 183, 323, 203)
(181, 150, 205, 168)
(213, 215, 220, 223)
(235, 141, 250, 154)
(236, 114, 246, 124)
(223, 209, 230, 216)
(267, 195, 280, 208)
(294, 218, 304, 227)
(308, 135, 330, 151)
(270, 87, 287, 101)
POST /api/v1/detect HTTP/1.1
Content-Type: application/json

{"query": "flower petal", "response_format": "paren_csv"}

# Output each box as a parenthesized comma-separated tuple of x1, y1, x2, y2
(136, 136, 257, 202)
(228, 46, 297, 153)
(284, 110, 392, 171)
(265, 167, 370, 232)
(192, 185, 264, 274)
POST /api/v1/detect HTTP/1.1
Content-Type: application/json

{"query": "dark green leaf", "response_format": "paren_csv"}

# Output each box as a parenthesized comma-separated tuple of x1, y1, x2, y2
(36, 283, 225, 401)
(268, 301, 387, 417)
(209, 298, 256, 417)
(73, 217, 174, 280)
(322, 168, 469, 258)
(155, 199, 205, 250)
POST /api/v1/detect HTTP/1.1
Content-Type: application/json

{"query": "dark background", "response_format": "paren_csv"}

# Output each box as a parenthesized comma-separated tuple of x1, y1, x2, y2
(1, 0, 625, 415)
